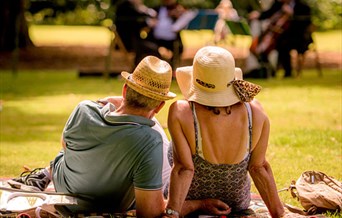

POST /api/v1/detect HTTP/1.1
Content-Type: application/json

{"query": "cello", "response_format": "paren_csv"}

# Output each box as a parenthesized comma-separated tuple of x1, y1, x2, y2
(250, 2, 293, 57)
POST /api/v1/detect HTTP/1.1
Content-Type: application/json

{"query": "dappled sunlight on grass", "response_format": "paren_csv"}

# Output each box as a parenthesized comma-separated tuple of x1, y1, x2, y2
(0, 141, 61, 176)
(29, 25, 112, 47)
(5, 94, 101, 116)
(262, 87, 340, 130)
(249, 69, 341, 133)
(312, 30, 342, 52)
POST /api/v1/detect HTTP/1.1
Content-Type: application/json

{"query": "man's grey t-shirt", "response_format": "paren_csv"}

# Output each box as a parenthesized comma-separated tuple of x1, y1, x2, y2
(52, 100, 163, 212)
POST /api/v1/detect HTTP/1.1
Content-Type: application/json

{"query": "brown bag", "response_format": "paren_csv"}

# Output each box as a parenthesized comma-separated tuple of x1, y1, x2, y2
(288, 171, 342, 215)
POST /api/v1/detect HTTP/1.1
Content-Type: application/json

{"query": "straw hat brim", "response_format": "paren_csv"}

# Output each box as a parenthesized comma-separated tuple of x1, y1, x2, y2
(121, 71, 176, 101)
(176, 66, 241, 107)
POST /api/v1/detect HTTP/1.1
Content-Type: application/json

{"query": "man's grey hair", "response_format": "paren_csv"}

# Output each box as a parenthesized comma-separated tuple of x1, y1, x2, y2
(125, 86, 162, 110)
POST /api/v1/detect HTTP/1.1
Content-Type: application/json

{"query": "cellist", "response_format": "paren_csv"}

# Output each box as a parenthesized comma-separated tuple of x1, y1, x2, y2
(248, 0, 313, 78)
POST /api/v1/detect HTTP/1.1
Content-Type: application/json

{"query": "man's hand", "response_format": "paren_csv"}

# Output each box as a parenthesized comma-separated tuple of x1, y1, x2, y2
(248, 11, 260, 20)
(282, 4, 294, 16)
(201, 199, 231, 215)
(97, 96, 123, 107)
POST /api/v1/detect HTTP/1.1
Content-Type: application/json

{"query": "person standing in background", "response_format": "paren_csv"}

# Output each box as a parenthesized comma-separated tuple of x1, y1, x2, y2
(214, 0, 240, 44)
(249, 0, 313, 78)
(115, 0, 161, 66)
(148, 0, 196, 68)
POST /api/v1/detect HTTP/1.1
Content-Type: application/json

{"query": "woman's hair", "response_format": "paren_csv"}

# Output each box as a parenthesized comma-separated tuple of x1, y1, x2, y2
(125, 85, 162, 110)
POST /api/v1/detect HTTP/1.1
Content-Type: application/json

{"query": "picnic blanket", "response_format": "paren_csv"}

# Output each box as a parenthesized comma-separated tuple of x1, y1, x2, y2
(0, 180, 77, 218)
(0, 179, 328, 218)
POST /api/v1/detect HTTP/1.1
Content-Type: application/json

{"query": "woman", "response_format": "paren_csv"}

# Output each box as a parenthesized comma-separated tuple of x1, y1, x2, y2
(164, 46, 286, 217)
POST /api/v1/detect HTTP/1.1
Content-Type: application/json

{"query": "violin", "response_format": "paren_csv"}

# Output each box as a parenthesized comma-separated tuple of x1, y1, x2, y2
(250, 2, 293, 57)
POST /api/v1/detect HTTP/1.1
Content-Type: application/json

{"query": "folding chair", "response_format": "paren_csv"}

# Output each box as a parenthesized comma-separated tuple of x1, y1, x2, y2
(173, 9, 218, 66)
(295, 34, 322, 78)
(186, 10, 219, 31)
(226, 20, 251, 36)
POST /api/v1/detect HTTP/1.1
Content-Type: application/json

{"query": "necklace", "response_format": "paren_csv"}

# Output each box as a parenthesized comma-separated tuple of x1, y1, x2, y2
(225, 106, 232, 115)
(206, 105, 232, 115)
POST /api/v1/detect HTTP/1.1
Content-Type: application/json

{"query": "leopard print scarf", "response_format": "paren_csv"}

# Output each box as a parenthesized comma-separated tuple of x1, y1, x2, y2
(228, 79, 262, 102)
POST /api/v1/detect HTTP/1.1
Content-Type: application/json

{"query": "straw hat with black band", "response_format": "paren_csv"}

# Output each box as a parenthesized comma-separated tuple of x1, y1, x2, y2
(121, 56, 176, 101)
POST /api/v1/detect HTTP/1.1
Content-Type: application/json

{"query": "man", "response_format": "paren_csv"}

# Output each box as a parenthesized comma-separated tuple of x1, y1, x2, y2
(148, 0, 196, 68)
(8, 56, 176, 217)
(115, 0, 161, 67)
(230, 0, 262, 19)
(249, 0, 313, 78)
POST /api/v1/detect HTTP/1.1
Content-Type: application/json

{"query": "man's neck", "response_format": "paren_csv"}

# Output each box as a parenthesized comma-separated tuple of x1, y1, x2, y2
(115, 104, 155, 119)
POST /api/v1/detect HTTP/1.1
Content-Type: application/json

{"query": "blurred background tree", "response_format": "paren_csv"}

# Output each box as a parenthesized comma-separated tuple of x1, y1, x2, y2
(306, 0, 342, 30)
(0, 0, 341, 51)
(0, 0, 33, 51)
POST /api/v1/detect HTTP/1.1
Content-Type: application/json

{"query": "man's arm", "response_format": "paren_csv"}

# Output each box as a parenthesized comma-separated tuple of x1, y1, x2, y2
(60, 135, 66, 150)
(135, 189, 165, 218)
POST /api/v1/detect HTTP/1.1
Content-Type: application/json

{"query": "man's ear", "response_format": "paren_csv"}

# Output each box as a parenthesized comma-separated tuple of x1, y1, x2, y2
(154, 101, 165, 114)
(122, 84, 127, 98)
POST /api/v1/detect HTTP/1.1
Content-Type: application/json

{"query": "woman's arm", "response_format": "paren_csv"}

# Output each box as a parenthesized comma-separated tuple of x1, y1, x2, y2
(248, 102, 285, 218)
(165, 101, 195, 216)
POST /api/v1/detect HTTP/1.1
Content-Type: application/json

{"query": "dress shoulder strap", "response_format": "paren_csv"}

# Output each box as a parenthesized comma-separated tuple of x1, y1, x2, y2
(244, 102, 253, 153)
(190, 102, 204, 158)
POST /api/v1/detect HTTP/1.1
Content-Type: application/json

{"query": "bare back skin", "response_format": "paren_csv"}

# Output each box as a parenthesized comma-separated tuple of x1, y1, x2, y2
(171, 100, 265, 164)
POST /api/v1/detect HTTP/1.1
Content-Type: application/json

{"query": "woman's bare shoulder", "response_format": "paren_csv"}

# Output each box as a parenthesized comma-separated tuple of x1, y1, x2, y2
(249, 99, 269, 122)
(169, 100, 191, 118)
(170, 100, 190, 110)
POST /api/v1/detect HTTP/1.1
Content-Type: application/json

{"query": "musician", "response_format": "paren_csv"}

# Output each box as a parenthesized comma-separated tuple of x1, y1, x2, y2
(249, 0, 313, 78)
(115, 0, 161, 66)
(231, 0, 263, 20)
(214, 0, 240, 44)
(148, 0, 195, 68)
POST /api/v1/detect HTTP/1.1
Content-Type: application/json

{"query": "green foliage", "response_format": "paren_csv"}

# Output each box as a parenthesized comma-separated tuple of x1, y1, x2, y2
(25, 0, 341, 30)
(305, 0, 342, 30)
(27, 0, 115, 26)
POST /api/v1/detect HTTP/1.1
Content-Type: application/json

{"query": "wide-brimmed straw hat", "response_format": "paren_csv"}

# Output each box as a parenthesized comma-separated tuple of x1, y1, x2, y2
(176, 46, 261, 107)
(121, 56, 176, 101)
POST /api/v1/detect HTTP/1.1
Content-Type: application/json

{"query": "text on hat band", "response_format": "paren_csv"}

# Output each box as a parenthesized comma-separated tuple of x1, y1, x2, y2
(196, 78, 215, 89)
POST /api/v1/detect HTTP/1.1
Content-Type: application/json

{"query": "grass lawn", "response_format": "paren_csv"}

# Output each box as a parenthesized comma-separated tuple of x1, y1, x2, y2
(1, 69, 341, 212)
(1, 26, 341, 215)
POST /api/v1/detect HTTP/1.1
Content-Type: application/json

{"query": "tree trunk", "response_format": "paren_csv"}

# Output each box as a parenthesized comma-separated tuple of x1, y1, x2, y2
(0, 0, 33, 51)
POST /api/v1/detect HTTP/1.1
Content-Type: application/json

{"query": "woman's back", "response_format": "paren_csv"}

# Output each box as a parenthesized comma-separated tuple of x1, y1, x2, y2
(170, 100, 255, 211)
(194, 102, 250, 164)
(173, 100, 255, 164)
